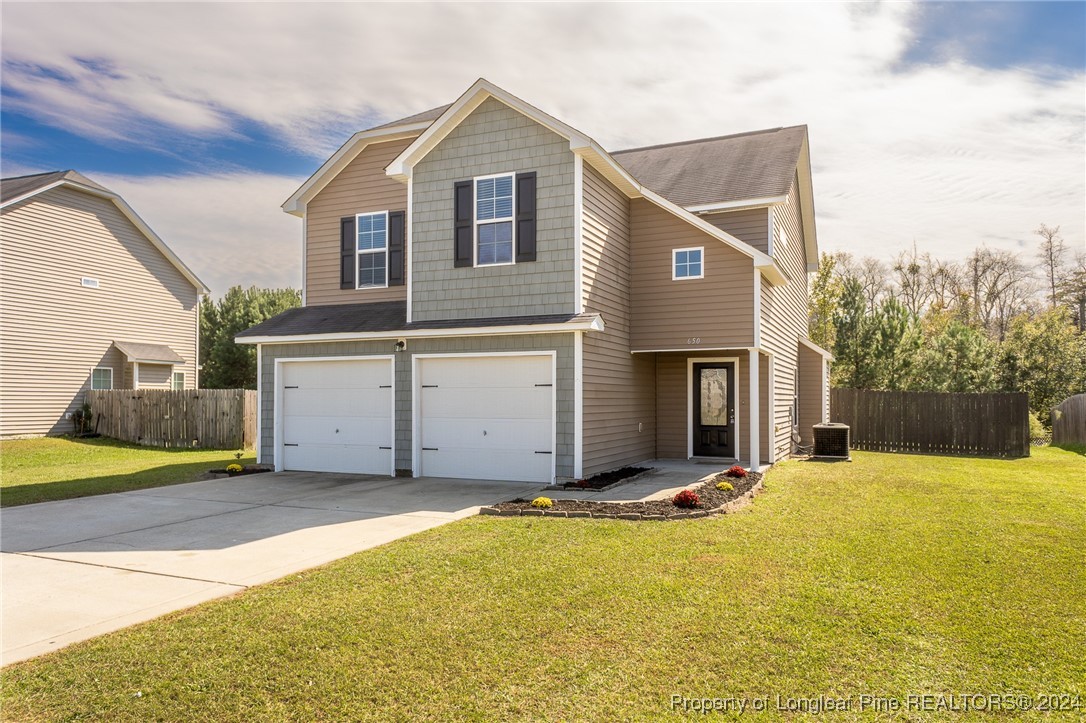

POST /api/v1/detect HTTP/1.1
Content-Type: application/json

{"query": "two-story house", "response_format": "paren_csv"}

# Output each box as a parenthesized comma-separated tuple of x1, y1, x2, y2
(237, 79, 831, 483)
(1, 170, 207, 437)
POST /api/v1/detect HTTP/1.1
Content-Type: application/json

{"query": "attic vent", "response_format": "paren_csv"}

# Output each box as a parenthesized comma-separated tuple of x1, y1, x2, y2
(81, 277, 100, 289)
(812, 423, 850, 460)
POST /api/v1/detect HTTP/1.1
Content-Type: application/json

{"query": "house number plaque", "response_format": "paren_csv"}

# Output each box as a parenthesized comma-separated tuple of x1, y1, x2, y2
(687, 337, 702, 345)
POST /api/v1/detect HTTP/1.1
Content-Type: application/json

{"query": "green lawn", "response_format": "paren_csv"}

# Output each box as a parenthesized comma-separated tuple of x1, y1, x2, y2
(0, 436, 255, 507)
(3, 448, 1083, 721)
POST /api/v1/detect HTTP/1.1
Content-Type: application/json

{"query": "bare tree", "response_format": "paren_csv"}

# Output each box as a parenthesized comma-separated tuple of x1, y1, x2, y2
(1035, 223, 1066, 308)
(891, 243, 932, 316)
(965, 247, 1035, 340)
(922, 254, 964, 312)
(835, 253, 888, 312)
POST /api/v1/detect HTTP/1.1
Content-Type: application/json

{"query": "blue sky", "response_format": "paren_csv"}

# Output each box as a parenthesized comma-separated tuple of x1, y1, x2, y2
(2, 2, 1083, 295)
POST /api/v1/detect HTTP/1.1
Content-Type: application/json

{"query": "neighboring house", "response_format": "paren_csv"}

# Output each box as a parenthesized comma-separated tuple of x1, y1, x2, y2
(0, 170, 208, 437)
(237, 79, 831, 483)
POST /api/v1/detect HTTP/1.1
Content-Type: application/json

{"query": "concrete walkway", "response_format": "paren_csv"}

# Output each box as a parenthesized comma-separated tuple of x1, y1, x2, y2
(1, 460, 719, 666)
(1, 472, 541, 666)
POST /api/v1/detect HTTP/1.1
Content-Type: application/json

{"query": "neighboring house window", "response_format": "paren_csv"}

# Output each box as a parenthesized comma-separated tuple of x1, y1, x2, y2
(673, 247, 704, 280)
(356, 211, 388, 288)
(172, 372, 185, 391)
(474, 173, 515, 266)
(91, 367, 113, 390)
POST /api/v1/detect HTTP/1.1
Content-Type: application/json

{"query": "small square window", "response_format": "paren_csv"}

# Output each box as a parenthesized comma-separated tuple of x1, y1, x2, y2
(172, 372, 185, 391)
(92, 367, 113, 390)
(673, 247, 704, 280)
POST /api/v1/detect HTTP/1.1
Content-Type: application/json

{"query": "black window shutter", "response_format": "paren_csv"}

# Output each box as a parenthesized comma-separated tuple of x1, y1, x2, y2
(515, 171, 537, 262)
(388, 210, 406, 286)
(340, 216, 356, 289)
(453, 181, 473, 267)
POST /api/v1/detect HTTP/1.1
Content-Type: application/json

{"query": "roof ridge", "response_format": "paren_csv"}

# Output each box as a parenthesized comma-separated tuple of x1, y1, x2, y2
(612, 125, 806, 155)
(0, 170, 66, 182)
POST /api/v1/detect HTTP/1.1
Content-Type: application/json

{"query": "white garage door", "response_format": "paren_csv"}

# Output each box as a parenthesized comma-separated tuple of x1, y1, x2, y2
(279, 358, 393, 475)
(417, 355, 553, 483)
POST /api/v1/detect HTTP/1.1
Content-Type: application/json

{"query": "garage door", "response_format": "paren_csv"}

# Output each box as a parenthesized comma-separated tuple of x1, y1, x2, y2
(417, 355, 553, 483)
(279, 358, 393, 475)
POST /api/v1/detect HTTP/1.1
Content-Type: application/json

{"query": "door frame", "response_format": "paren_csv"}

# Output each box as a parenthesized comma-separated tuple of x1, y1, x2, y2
(412, 351, 557, 483)
(687, 356, 740, 460)
(273, 355, 396, 475)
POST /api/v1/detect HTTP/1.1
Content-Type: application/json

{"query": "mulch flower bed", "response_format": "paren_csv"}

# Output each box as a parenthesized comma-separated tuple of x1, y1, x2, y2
(207, 465, 273, 477)
(562, 466, 650, 490)
(482, 469, 763, 521)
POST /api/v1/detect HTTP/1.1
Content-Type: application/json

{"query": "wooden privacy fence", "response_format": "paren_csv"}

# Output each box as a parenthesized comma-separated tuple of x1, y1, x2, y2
(830, 388, 1029, 458)
(86, 389, 257, 450)
(1051, 394, 1086, 446)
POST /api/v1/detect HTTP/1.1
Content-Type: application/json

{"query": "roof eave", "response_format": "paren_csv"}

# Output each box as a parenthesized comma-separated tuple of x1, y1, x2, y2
(282, 123, 432, 216)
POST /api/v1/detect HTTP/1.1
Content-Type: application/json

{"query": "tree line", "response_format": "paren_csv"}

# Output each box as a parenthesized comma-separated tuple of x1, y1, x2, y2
(809, 224, 1086, 427)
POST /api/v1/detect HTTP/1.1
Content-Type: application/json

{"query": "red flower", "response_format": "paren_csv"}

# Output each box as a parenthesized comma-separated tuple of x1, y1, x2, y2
(726, 465, 748, 478)
(672, 489, 701, 509)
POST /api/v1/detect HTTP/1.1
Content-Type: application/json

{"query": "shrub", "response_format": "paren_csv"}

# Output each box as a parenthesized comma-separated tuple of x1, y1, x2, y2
(530, 496, 553, 509)
(672, 489, 700, 509)
(226, 463, 243, 473)
(726, 465, 748, 478)
(716, 480, 734, 492)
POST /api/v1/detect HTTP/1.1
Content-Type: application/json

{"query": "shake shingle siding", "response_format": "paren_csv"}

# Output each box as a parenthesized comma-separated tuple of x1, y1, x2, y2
(258, 333, 576, 478)
(411, 98, 575, 322)
(580, 164, 656, 475)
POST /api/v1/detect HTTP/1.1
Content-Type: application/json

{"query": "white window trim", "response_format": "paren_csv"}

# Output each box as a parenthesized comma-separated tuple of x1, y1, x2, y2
(473, 172, 516, 268)
(172, 371, 186, 391)
(91, 367, 113, 391)
(355, 210, 389, 289)
(672, 246, 705, 280)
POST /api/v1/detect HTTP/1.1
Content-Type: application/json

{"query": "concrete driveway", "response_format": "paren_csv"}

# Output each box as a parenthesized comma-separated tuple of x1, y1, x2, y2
(1, 472, 542, 666)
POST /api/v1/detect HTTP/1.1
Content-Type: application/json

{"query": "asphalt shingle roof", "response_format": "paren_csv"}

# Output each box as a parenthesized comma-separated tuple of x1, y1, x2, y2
(611, 125, 807, 207)
(366, 104, 453, 132)
(0, 170, 113, 204)
(236, 301, 599, 339)
(113, 340, 187, 364)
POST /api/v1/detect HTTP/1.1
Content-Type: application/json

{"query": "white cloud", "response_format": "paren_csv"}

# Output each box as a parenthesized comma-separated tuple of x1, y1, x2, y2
(3, 1, 1083, 285)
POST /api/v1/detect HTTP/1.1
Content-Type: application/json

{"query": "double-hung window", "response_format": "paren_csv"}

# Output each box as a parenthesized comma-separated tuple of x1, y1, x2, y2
(475, 173, 514, 266)
(673, 247, 704, 280)
(356, 211, 388, 288)
(172, 371, 186, 391)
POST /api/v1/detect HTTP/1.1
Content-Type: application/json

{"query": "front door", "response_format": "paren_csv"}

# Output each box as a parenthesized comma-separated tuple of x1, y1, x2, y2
(693, 363, 736, 457)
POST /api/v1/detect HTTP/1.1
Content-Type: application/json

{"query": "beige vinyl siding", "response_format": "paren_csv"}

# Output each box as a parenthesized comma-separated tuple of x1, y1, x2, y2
(630, 199, 755, 351)
(136, 363, 174, 389)
(411, 97, 575, 321)
(305, 137, 413, 307)
(580, 163, 655, 475)
(798, 343, 828, 447)
(655, 351, 751, 460)
(701, 207, 770, 252)
(1, 187, 199, 437)
(759, 173, 812, 460)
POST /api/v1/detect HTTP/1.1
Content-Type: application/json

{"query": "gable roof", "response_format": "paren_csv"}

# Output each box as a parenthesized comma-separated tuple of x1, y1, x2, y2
(612, 126, 807, 209)
(1, 170, 209, 294)
(366, 104, 453, 132)
(113, 340, 187, 365)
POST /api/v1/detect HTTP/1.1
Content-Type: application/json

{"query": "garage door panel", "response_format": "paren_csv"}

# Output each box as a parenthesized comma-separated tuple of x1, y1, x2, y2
(420, 388, 551, 419)
(420, 356, 550, 388)
(279, 358, 393, 475)
(284, 444, 390, 475)
(421, 418, 551, 451)
(421, 448, 552, 483)
(417, 355, 553, 483)
(283, 415, 392, 447)
(283, 388, 390, 418)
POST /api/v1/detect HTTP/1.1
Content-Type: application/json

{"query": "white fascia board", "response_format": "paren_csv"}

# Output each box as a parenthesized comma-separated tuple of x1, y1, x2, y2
(798, 336, 835, 361)
(385, 78, 592, 183)
(282, 125, 429, 216)
(235, 315, 605, 345)
(3, 180, 209, 294)
(795, 135, 819, 272)
(686, 195, 789, 214)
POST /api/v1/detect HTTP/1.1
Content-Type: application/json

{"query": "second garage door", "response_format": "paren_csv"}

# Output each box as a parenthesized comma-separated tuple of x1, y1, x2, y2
(416, 354, 554, 483)
(279, 358, 394, 475)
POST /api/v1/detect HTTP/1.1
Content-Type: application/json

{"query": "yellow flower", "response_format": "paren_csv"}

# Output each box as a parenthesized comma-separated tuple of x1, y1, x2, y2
(715, 480, 734, 492)
(530, 496, 553, 509)
(226, 463, 243, 473)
